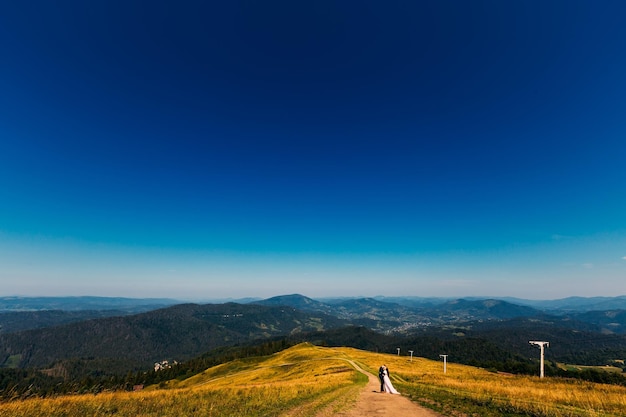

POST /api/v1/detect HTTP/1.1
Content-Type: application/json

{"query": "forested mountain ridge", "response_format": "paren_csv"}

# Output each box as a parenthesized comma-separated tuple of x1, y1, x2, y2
(0, 310, 137, 334)
(251, 294, 544, 330)
(502, 296, 626, 312)
(0, 302, 347, 370)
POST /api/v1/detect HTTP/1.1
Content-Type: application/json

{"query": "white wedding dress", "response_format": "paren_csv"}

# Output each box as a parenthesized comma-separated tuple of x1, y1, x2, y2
(382, 369, 400, 394)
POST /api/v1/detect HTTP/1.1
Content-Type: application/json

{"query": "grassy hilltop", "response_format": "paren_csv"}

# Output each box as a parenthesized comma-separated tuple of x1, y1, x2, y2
(1, 343, 625, 417)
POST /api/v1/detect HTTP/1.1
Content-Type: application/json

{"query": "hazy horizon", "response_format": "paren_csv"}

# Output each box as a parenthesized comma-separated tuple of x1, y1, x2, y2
(2, 1, 625, 301)
(3, 291, 626, 304)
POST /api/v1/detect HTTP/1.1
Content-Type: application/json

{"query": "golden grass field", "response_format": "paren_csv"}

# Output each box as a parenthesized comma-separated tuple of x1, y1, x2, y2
(344, 348, 626, 417)
(1, 343, 625, 416)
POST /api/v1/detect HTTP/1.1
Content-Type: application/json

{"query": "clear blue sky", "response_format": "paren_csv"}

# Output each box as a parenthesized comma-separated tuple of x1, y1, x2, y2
(1, 1, 625, 300)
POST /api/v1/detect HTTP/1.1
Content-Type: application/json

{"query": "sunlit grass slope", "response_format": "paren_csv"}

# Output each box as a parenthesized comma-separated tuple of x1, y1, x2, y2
(341, 347, 626, 417)
(2, 343, 626, 417)
(0, 343, 366, 417)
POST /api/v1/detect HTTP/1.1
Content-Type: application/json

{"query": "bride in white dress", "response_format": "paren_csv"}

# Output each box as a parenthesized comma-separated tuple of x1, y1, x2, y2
(381, 366, 400, 394)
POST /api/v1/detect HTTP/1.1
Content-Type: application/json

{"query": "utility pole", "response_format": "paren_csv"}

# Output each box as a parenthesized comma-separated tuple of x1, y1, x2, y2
(439, 354, 448, 374)
(529, 341, 549, 378)
(408, 350, 414, 362)
(397, 347, 401, 356)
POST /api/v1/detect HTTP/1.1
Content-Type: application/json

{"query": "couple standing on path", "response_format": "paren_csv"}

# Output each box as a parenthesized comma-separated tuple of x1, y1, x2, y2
(319, 358, 444, 416)
(378, 364, 400, 394)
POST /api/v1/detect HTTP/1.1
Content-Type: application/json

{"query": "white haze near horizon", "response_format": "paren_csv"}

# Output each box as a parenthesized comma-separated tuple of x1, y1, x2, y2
(1, 232, 625, 301)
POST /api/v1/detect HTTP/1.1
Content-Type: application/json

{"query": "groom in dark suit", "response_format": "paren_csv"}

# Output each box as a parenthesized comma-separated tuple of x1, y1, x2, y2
(378, 365, 386, 392)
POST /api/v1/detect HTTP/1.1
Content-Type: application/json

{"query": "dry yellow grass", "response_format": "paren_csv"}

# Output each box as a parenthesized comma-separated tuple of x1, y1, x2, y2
(1, 343, 625, 417)
(0, 344, 364, 417)
(339, 347, 626, 416)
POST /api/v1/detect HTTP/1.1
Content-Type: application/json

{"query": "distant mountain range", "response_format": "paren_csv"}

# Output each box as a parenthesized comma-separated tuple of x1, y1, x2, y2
(256, 294, 626, 334)
(0, 296, 180, 312)
(4, 294, 626, 314)
(496, 296, 626, 312)
(1, 294, 626, 377)
(0, 301, 346, 371)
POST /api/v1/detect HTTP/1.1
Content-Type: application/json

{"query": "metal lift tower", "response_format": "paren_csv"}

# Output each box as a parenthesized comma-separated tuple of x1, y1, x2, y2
(529, 341, 549, 378)
(439, 354, 448, 374)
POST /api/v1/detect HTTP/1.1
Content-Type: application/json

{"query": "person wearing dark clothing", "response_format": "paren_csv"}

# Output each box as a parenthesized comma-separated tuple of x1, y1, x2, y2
(378, 365, 386, 392)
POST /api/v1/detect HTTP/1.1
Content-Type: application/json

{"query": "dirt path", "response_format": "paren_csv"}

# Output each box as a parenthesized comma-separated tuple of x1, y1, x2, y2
(318, 360, 445, 417)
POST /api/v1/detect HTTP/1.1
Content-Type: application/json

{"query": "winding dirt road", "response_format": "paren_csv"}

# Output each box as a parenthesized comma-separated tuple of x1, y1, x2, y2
(323, 360, 445, 417)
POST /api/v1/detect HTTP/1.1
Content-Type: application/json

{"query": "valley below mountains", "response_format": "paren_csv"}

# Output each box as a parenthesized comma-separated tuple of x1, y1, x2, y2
(1, 294, 626, 398)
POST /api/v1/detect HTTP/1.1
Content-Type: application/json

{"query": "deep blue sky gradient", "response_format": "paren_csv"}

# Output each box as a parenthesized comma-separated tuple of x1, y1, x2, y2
(1, 1, 625, 299)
